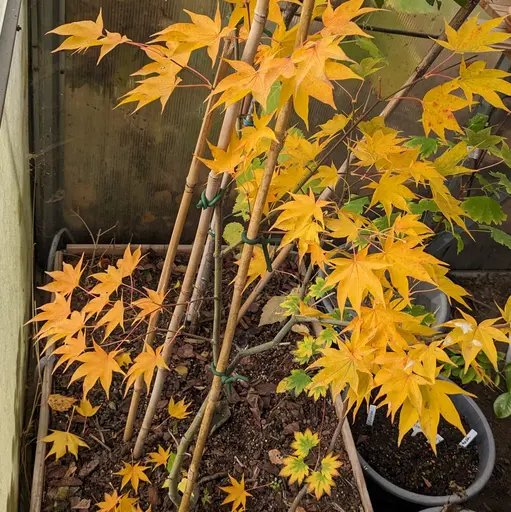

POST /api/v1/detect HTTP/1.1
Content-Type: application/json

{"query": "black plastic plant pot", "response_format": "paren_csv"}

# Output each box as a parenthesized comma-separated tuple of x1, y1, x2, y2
(358, 392, 495, 507)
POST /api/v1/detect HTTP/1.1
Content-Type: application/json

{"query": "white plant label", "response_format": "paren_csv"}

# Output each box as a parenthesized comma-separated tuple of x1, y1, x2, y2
(366, 405, 376, 426)
(411, 422, 443, 445)
(459, 429, 478, 448)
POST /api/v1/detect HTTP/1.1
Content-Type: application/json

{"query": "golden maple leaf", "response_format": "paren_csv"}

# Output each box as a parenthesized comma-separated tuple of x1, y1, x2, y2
(436, 16, 510, 54)
(458, 59, 511, 111)
(147, 445, 171, 470)
(90, 265, 124, 296)
(325, 248, 389, 314)
(124, 344, 169, 393)
(42, 430, 88, 460)
(365, 172, 416, 218)
(311, 113, 350, 142)
(96, 490, 121, 512)
(117, 245, 143, 278)
(238, 246, 267, 290)
(219, 474, 252, 512)
(75, 397, 100, 417)
(53, 330, 87, 371)
(115, 462, 151, 494)
(82, 294, 110, 318)
(70, 343, 125, 398)
(152, 6, 231, 63)
(352, 130, 406, 167)
(47, 394, 77, 412)
(48, 10, 104, 53)
(40, 255, 84, 296)
(95, 300, 124, 339)
(197, 140, 245, 175)
(29, 292, 71, 337)
(422, 82, 472, 142)
(433, 141, 471, 177)
(168, 397, 192, 419)
(306, 453, 342, 499)
(326, 210, 366, 243)
(442, 311, 509, 370)
(321, 0, 379, 38)
(39, 310, 87, 350)
(132, 288, 166, 324)
(227, 0, 283, 32)
(96, 30, 131, 63)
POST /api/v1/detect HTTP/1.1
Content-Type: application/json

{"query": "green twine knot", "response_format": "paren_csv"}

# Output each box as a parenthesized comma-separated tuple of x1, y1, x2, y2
(241, 231, 280, 272)
(210, 362, 249, 397)
(196, 188, 224, 210)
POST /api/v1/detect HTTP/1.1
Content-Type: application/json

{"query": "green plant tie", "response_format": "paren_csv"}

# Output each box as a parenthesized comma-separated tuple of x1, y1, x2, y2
(210, 362, 248, 397)
(241, 231, 280, 272)
(196, 188, 224, 210)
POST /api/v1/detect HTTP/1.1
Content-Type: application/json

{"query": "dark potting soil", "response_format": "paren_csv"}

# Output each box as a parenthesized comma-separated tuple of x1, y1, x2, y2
(352, 406, 478, 498)
(39, 251, 363, 511)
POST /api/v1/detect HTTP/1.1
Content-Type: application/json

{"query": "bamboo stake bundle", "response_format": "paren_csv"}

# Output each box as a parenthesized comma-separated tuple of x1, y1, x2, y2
(132, 0, 271, 458)
(178, 2, 316, 509)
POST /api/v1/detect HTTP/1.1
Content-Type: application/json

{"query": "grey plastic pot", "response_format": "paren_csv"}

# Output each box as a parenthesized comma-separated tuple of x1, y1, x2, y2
(358, 391, 496, 507)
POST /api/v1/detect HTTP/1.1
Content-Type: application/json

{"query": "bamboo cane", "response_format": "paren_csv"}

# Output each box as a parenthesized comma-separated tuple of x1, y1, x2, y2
(123, 41, 233, 442)
(132, 0, 271, 458)
(178, 3, 316, 509)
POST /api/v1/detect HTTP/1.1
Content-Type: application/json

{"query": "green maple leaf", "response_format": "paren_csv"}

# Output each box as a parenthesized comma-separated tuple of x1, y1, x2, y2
(462, 196, 506, 225)
(277, 369, 312, 396)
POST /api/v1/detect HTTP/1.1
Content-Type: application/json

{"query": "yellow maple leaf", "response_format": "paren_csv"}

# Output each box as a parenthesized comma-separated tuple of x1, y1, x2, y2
(280, 455, 310, 485)
(117, 245, 143, 278)
(70, 343, 125, 398)
(42, 430, 88, 460)
(325, 248, 389, 314)
(125, 344, 169, 393)
(152, 6, 231, 63)
(115, 462, 151, 494)
(96, 30, 131, 63)
(238, 113, 277, 155)
(365, 172, 416, 218)
(227, 0, 283, 32)
(436, 16, 510, 54)
(422, 82, 472, 141)
(326, 210, 366, 243)
(53, 330, 87, 371)
(147, 445, 171, 470)
(352, 130, 406, 168)
(90, 265, 124, 296)
(219, 474, 252, 512)
(75, 397, 100, 417)
(115, 352, 133, 368)
(82, 294, 110, 319)
(168, 396, 192, 419)
(321, 0, 379, 38)
(212, 57, 294, 111)
(95, 300, 124, 339)
(306, 453, 342, 499)
(40, 255, 84, 296)
(197, 140, 245, 175)
(29, 292, 71, 338)
(48, 11, 104, 54)
(39, 310, 87, 350)
(238, 246, 267, 290)
(291, 429, 319, 458)
(309, 329, 374, 396)
(458, 59, 511, 111)
(96, 490, 120, 511)
(434, 141, 471, 177)
(312, 113, 350, 142)
(132, 288, 166, 324)
(47, 394, 77, 412)
(442, 311, 509, 370)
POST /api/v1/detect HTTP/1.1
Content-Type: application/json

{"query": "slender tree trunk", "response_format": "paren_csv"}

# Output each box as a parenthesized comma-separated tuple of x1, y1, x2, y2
(132, 0, 271, 459)
(123, 41, 233, 441)
(178, 3, 316, 509)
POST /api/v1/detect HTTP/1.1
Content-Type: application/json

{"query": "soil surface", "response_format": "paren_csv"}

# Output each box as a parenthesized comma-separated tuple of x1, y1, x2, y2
(40, 250, 363, 511)
(352, 407, 478, 497)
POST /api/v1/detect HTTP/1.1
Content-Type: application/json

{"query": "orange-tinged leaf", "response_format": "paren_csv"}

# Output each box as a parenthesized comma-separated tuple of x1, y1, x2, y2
(90, 265, 124, 296)
(125, 344, 169, 393)
(47, 394, 77, 412)
(29, 293, 71, 337)
(96, 490, 121, 511)
(238, 246, 267, 290)
(220, 474, 252, 512)
(39, 310, 87, 349)
(168, 397, 192, 419)
(325, 248, 389, 314)
(117, 245, 143, 278)
(115, 462, 151, 494)
(152, 6, 231, 63)
(436, 16, 510, 54)
(115, 352, 133, 368)
(40, 255, 84, 296)
(132, 289, 165, 324)
(95, 300, 124, 339)
(75, 397, 100, 417)
(53, 330, 87, 371)
(365, 172, 416, 218)
(422, 82, 472, 142)
(82, 294, 110, 318)
(458, 59, 511, 111)
(147, 445, 171, 470)
(321, 0, 379, 38)
(42, 430, 88, 460)
(70, 343, 125, 398)
(48, 10, 104, 53)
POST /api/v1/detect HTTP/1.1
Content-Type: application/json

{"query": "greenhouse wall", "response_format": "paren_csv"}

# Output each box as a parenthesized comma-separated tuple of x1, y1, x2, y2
(0, 0, 31, 510)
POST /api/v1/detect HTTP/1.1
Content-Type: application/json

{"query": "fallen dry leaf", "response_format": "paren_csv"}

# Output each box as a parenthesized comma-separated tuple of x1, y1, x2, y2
(268, 449, 284, 465)
(259, 295, 287, 326)
(48, 394, 77, 412)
